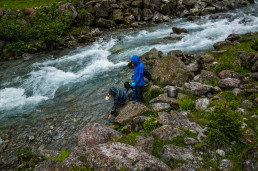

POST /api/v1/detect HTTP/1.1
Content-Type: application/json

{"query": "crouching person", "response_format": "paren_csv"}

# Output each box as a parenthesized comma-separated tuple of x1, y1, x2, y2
(107, 87, 127, 121)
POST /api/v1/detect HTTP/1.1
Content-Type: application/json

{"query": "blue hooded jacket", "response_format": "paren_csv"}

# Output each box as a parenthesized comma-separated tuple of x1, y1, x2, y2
(131, 55, 144, 86)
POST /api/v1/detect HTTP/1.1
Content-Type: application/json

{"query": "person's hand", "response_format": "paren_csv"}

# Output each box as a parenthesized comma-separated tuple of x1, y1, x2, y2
(108, 114, 112, 119)
(130, 98, 133, 101)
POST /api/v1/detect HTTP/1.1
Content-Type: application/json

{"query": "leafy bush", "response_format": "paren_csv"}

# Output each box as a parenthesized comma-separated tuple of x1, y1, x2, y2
(74, 9, 88, 26)
(116, 132, 143, 146)
(202, 102, 244, 146)
(7, 41, 27, 56)
(177, 97, 195, 110)
(143, 113, 160, 132)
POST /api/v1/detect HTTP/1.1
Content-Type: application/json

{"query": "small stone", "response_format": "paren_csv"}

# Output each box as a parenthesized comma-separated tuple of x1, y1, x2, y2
(216, 149, 225, 157)
(232, 88, 242, 96)
(242, 123, 248, 129)
(243, 160, 258, 171)
(220, 159, 232, 170)
(152, 103, 171, 112)
(236, 108, 245, 114)
(251, 115, 258, 119)
(195, 98, 209, 110)
(184, 137, 198, 145)
(28, 135, 35, 141)
(242, 100, 253, 108)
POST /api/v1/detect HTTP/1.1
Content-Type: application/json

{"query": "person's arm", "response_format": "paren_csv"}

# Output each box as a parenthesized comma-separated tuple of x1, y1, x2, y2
(126, 88, 129, 94)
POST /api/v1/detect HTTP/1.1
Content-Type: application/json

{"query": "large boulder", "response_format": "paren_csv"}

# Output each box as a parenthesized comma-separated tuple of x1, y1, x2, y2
(115, 102, 151, 125)
(94, 18, 115, 28)
(236, 52, 257, 68)
(161, 144, 195, 162)
(219, 70, 241, 79)
(152, 125, 185, 140)
(152, 103, 171, 111)
(142, 8, 154, 20)
(94, 3, 108, 18)
(139, 48, 163, 71)
(34, 153, 83, 171)
(131, 8, 142, 21)
(152, 56, 193, 86)
(57, 3, 77, 21)
(218, 78, 241, 89)
(172, 27, 188, 34)
(189, 82, 213, 96)
(85, 142, 171, 170)
(77, 123, 122, 149)
(112, 9, 124, 24)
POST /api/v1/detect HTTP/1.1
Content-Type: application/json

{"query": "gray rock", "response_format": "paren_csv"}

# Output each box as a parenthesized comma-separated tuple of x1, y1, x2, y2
(237, 52, 257, 68)
(219, 70, 240, 79)
(152, 11, 163, 23)
(142, 8, 153, 21)
(115, 102, 151, 125)
(189, 82, 213, 96)
(135, 136, 154, 154)
(242, 100, 253, 108)
(201, 6, 216, 15)
(197, 70, 217, 85)
(150, 93, 179, 109)
(226, 34, 241, 42)
(216, 149, 225, 157)
(210, 13, 231, 20)
(57, 3, 77, 21)
(187, 61, 200, 72)
(152, 125, 185, 140)
(152, 103, 170, 112)
(161, 144, 195, 162)
(254, 98, 258, 106)
(85, 142, 171, 170)
(218, 78, 241, 88)
(77, 123, 122, 149)
(213, 41, 232, 50)
(237, 108, 245, 114)
(67, 40, 79, 48)
(184, 137, 198, 145)
(195, 98, 210, 111)
(252, 60, 258, 71)
(163, 36, 183, 41)
(220, 159, 232, 170)
(173, 164, 197, 171)
(172, 27, 188, 34)
(232, 88, 242, 96)
(131, 8, 142, 21)
(250, 72, 258, 81)
(243, 160, 258, 171)
(139, 48, 163, 71)
(152, 56, 193, 86)
(95, 18, 115, 28)
(112, 9, 124, 24)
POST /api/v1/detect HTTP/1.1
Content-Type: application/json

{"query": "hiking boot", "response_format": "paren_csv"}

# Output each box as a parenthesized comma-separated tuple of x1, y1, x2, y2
(133, 100, 137, 104)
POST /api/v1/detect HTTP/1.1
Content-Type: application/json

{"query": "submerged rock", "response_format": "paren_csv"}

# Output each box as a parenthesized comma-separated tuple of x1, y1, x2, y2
(172, 27, 188, 34)
(85, 142, 171, 171)
(77, 123, 122, 149)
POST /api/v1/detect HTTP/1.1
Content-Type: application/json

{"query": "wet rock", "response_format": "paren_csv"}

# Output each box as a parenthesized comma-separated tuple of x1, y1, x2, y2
(152, 56, 193, 86)
(243, 160, 258, 171)
(135, 136, 154, 154)
(184, 137, 198, 145)
(142, 8, 153, 21)
(95, 18, 115, 28)
(216, 149, 226, 157)
(22, 53, 34, 61)
(150, 93, 179, 109)
(115, 102, 151, 125)
(172, 27, 188, 34)
(161, 144, 195, 162)
(201, 6, 216, 15)
(85, 142, 171, 170)
(186, 61, 200, 72)
(213, 41, 231, 50)
(218, 78, 241, 88)
(242, 100, 253, 108)
(152, 125, 185, 140)
(189, 82, 213, 96)
(163, 36, 183, 41)
(112, 9, 124, 24)
(195, 98, 209, 111)
(226, 34, 241, 42)
(77, 123, 122, 149)
(210, 13, 231, 19)
(219, 70, 240, 79)
(152, 103, 171, 112)
(197, 70, 217, 84)
(220, 159, 232, 170)
(34, 152, 83, 171)
(57, 3, 77, 21)
(152, 11, 163, 23)
(187, 16, 201, 21)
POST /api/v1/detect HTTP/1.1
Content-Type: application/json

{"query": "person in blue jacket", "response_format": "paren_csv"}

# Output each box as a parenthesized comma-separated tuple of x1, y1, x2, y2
(107, 87, 127, 121)
(131, 55, 144, 103)
(124, 81, 136, 100)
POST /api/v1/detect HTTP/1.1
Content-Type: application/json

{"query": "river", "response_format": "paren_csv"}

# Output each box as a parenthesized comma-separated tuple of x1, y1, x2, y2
(0, 2, 258, 152)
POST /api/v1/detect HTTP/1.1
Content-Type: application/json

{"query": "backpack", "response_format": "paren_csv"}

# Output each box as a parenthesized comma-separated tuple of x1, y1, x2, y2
(144, 68, 152, 81)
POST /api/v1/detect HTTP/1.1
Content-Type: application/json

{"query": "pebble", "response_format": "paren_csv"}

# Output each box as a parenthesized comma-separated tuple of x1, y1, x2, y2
(28, 136, 35, 141)
(251, 115, 257, 119)
(216, 149, 225, 157)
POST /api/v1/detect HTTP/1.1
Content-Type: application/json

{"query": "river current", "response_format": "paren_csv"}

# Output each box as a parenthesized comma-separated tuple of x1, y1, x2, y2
(0, 3, 258, 131)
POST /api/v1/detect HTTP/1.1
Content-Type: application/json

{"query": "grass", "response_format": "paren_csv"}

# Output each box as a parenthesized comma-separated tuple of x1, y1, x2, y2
(152, 138, 172, 159)
(187, 110, 208, 127)
(0, 0, 62, 9)
(115, 132, 143, 146)
(144, 89, 163, 109)
(177, 96, 195, 111)
(171, 136, 186, 147)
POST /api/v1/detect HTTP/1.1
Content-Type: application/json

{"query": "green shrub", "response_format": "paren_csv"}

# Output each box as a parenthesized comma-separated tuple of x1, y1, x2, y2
(177, 97, 195, 110)
(7, 41, 27, 56)
(202, 102, 244, 146)
(171, 136, 186, 147)
(74, 9, 88, 26)
(116, 132, 143, 146)
(251, 39, 258, 51)
(144, 89, 163, 107)
(143, 113, 160, 132)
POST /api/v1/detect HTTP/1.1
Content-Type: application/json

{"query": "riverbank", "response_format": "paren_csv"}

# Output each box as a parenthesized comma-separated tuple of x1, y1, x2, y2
(5, 31, 257, 170)
(0, 0, 255, 61)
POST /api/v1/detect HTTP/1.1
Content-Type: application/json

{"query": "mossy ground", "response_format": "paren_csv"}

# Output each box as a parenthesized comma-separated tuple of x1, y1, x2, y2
(0, 0, 61, 9)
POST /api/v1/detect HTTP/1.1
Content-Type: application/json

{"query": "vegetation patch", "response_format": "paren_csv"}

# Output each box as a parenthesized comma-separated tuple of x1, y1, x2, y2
(116, 132, 143, 146)
(0, 0, 61, 9)
(143, 112, 160, 133)
(152, 138, 172, 159)
(171, 136, 186, 147)
(69, 164, 94, 171)
(177, 96, 195, 111)
(144, 89, 163, 108)
(45, 148, 71, 162)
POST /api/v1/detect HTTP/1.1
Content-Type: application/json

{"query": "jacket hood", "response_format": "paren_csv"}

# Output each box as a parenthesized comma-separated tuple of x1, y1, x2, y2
(131, 55, 141, 65)
(109, 87, 117, 96)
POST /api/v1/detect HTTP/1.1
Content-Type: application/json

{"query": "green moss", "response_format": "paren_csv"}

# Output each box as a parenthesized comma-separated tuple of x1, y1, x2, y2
(177, 97, 195, 111)
(171, 136, 186, 147)
(116, 132, 143, 146)
(45, 148, 70, 162)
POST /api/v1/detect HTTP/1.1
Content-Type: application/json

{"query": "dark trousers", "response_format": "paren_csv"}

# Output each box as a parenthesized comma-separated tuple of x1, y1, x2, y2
(135, 85, 144, 102)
